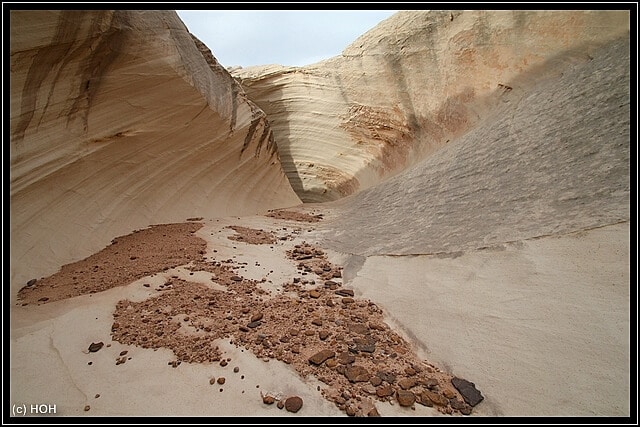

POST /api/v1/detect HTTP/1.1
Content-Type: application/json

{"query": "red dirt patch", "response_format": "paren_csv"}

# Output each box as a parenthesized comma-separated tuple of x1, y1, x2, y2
(226, 225, 277, 245)
(17, 223, 206, 305)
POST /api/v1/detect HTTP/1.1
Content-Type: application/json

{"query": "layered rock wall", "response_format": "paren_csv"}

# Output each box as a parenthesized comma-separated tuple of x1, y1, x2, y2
(10, 10, 300, 287)
(319, 36, 630, 256)
(234, 10, 629, 202)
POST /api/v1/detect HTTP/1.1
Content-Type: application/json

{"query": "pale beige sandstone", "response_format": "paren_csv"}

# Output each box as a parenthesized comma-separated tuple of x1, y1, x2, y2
(10, 11, 300, 294)
(308, 34, 630, 416)
(234, 10, 629, 202)
(9, 9, 630, 419)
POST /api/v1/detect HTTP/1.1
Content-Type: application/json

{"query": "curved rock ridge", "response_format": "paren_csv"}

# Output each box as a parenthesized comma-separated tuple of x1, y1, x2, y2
(318, 36, 630, 256)
(9, 10, 301, 289)
(233, 10, 630, 202)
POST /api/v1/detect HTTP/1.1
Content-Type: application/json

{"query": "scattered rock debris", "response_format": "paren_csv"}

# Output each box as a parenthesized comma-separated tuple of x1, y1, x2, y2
(22, 218, 482, 417)
(266, 210, 324, 223)
(226, 226, 277, 245)
(17, 223, 207, 305)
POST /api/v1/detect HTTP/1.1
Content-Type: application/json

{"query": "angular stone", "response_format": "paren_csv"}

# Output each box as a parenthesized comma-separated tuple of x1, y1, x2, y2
(451, 377, 484, 407)
(325, 358, 337, 368)
(341, 297, 355, 304)
(422, 390, 449, 407)
(443, 388, 456, 399)
(337, 352, 355, 365)
(335, 289, 354, 297)
(88, 342, 104, 353)
(345, 365, 370, 382)
(308, 349, 335, 366)
(376, 371, 396, 384)
(417, 393, 433, 407)
(396, 390, 416, 407)
(285, 396, 303, 413)
(376, 384, 394, 397)
(450, 397, 466, 410)
(361, 384, 376, 394)
(398, 378, 417, 390)
(367, 407, 380, 417)
(319, 330, 330, 340)
(369, 376, 382, 386)
(404, 367, 416, 376)
(262, 395, 275, 405)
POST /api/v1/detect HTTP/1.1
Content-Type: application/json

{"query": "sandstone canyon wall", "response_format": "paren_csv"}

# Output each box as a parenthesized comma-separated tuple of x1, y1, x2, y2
(319, 35, 630, 256)
(234, 10, 629, 202)
(10, 11, 301, 291)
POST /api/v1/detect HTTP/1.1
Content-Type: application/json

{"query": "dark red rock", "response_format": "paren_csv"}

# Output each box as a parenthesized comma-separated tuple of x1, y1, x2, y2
(345, 365, 370, 383)
(285, 396, 303, 413)
(398, 378, 417, 390)
(337, 352, 355, 365)
(376, 385, 394, 397)
(396, 390, 416, 407)
(262, 395, 275, 404)
(251, 313, 264, 322)
(422, 390, 449, 406)
(308, 350, 335, 366)
(369, 376, 382, 386)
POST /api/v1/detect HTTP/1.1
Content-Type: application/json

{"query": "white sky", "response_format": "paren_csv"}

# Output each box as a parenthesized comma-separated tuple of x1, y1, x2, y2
(176, 10, 397, 68)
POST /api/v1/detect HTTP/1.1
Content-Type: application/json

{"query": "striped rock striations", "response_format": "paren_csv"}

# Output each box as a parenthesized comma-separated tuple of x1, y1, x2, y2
(233, 10, 629, 202)
(9, 10, 300, 289)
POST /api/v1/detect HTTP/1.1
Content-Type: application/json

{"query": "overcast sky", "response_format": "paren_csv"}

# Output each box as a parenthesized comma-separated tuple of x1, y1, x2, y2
(176, 10, 397, 68)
